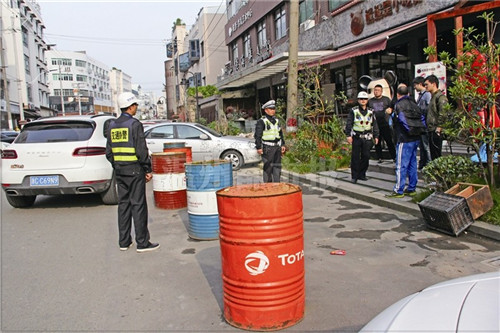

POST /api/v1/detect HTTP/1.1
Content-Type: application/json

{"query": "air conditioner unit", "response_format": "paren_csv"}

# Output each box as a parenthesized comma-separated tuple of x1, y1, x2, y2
(0, 99, 6, 111)
(299, 19, 315, 33)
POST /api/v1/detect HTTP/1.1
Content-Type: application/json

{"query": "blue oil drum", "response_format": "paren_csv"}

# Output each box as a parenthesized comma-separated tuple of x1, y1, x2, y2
(185, 160, 233, 240)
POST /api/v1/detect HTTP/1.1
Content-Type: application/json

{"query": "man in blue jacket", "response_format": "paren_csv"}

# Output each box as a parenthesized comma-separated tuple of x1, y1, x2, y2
(386, 85, 425, 198)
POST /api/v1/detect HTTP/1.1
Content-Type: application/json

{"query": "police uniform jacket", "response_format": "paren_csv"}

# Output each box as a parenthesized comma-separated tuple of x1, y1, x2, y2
(106, 113, 152, 175)
(344, 105, 380, 138)
(254, 114, 285, 149)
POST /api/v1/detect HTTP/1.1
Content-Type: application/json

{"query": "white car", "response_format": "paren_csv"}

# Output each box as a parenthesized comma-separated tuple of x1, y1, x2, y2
(360, 271, 500, 332)
(144, 122, 260, 170)
(1, 115, 118, 208)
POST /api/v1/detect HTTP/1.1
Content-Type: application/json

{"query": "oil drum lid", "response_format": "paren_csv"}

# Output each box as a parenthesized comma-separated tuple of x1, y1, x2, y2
(216, 183, 301, 198)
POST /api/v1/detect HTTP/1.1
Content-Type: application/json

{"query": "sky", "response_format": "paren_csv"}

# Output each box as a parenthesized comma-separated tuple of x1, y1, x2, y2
(39, 0, 225, 98)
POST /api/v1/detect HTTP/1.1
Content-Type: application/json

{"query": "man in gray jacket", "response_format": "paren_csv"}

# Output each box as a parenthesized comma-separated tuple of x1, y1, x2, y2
(424, 74, 448, 160)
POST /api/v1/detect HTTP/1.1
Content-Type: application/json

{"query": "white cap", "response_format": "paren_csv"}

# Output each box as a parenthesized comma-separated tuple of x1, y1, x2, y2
(118, 92, 139, 109)
(262, 100, 276, 109)
(357, 91, 369, 99)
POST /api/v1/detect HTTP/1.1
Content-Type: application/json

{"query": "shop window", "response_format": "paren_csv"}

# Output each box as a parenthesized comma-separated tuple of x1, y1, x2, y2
(368, 45, 410, 86)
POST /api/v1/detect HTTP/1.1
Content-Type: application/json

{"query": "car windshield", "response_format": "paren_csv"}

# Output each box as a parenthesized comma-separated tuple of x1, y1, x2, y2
(193, 123, 222, 137)
(15, 121, 95, 143)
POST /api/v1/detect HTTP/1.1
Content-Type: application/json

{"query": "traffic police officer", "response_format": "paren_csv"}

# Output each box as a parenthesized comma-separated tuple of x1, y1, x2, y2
(254, 100, 286, 182)
(345, 91, 379, 183)
(106, 92, 159, 253)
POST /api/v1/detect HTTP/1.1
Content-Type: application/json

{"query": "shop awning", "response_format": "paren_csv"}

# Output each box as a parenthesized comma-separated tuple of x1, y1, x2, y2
(301, 17, 427, 68)
(216, 50, 334, 89)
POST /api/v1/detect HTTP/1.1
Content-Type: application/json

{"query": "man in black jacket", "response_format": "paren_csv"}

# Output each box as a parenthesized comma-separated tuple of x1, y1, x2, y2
(106, 92, 159, 253)
(386, 85, 424, 198)
(368, 84, 396, 163)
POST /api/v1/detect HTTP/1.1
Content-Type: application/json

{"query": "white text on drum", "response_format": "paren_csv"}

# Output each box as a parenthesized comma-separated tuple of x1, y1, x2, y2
(277, 250, 304, 266)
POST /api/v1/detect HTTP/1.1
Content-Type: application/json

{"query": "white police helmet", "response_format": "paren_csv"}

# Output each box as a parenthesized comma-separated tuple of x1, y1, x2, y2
(118, 92, 139, 109)
(357, 91, 369, 99)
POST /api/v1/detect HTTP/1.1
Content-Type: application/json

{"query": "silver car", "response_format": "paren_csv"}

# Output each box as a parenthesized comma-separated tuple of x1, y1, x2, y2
(144, 122, 260, 170)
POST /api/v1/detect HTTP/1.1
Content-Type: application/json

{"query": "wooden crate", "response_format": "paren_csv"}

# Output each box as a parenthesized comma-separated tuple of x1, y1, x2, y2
(445, 183, 494, 220)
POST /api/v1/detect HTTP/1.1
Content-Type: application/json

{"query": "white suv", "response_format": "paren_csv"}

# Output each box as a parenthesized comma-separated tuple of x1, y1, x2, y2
(1, 115, 118, 208)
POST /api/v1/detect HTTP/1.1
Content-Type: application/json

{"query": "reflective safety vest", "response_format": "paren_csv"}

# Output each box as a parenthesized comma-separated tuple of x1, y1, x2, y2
(109, 117, 138, 162)
(352, 108, 374, 133)
(261, 117, 281, 141)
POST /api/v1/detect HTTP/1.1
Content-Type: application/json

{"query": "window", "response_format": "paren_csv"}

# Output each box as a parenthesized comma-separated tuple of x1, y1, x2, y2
(22, 27, 28, 46)
(243, 32, 251, 58)
(200, 41, 204, 57)
(75, 60, 86, 67)
(257, 21, 267, 48)
(275, 5, 287, 40)
(329, 0, 350, 11)
(299, 0, 314, 23)
(176, 125, 203, 140)
(15, 122, 94, 143)
(51, 58, 72, 66)
(24, 55, 30, 74)
(232, 42, 239, 65)
(52, 73, 73, 81)
(189, 39, 200, 62)
(147, 125, 174, 139)
(76, 75, 87, 82)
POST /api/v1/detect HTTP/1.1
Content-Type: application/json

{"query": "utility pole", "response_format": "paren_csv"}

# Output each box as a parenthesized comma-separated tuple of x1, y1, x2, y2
(286, 0, 299, 131)
(0, 18, 14, 130)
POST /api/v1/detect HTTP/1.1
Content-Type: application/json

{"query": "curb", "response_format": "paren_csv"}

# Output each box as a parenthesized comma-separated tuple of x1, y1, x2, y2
(281, 169, 500, 242)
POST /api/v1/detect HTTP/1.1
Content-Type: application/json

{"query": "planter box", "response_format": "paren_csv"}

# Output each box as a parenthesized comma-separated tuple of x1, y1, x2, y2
(445, 183, 493, 220)
(418, 192, 474, 236)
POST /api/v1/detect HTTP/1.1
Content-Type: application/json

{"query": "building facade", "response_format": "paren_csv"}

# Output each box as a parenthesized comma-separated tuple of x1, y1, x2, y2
(166, 5, 228, 122)
(1, 0, 52, 129)
(109, 67, 132, 116)
(46, 50, 113, 115)
(216, 0, 498, 119)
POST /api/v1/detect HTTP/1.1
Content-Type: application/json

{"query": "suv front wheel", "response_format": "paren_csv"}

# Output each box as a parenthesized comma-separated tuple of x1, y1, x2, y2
(222, 150, 243, 171)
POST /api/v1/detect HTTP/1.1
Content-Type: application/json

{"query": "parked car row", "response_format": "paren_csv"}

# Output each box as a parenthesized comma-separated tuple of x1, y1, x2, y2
(1, 116, 260, 208)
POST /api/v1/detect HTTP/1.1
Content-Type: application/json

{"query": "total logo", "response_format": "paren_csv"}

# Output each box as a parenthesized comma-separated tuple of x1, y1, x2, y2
(244, 250, 304, 276)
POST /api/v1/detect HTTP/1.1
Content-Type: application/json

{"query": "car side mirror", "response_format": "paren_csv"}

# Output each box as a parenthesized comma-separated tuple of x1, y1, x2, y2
(200, 134, 209, 140)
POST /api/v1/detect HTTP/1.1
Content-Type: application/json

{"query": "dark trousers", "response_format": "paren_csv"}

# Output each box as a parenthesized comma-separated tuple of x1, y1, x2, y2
(262, 145, 282, 183)
(429, 131, 443, 160)
(375, 125, 396, 160)
(351, 137, 373, 180)
(418, 132, 431, 168)
(116, 173, 150, 248)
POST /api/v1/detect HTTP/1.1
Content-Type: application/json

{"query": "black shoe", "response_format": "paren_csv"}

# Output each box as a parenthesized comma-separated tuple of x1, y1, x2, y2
(137, 242, 160, 253)
(119, 241, 133, 251)
(350, 178, 357, 184)
(359, 177, 368, 181)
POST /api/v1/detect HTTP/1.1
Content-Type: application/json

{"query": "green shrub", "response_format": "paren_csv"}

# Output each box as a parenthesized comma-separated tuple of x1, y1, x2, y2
(207, 121, 241, 136)
(422, 155, 481, 192)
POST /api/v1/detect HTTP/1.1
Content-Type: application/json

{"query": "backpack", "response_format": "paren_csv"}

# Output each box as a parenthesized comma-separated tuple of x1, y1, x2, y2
(404, 99, 426, 136)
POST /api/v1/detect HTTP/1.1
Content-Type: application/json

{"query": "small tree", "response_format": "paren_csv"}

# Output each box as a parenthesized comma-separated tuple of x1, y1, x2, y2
(424, 12, 500, 187)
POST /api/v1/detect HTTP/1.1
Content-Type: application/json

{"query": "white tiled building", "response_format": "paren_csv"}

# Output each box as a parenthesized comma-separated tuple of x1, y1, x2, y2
(46, 50, 113, 115)
(1, 0, 52, 129)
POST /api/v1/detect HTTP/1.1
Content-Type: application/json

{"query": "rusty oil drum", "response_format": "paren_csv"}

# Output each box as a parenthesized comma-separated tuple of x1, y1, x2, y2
(163, 142, 193, 163)
(151, 152, 187, 209)
(216, 183, 304, 331)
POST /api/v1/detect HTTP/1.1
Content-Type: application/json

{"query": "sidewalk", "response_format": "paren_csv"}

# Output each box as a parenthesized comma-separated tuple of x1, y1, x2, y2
(281, 158, 500, 242)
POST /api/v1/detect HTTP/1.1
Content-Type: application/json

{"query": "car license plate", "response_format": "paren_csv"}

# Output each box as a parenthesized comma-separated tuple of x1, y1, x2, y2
(30, 175, 59, 186)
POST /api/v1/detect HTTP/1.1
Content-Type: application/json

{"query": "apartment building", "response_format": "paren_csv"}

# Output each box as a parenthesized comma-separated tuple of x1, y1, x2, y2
(166, 5, 228, 122)
(1, 0, 52, 129)
(46, 50, 113, 115)
(109, 67, 132, 116)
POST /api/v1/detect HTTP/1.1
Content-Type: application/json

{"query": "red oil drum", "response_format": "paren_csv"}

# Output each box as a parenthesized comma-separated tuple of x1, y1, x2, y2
(163, 142, 193, 163)
(216, 183, 304, 331)
(151, 152, 187, 209)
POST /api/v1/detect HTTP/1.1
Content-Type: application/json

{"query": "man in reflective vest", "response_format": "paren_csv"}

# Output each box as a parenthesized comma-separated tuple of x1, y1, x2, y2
(254, 100, 286, 182)
(106, 92, 159, 253)
(345, 91, 379, 183)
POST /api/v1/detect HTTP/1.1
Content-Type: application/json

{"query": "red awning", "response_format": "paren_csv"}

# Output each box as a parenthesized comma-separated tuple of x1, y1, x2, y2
(302, 37, 388, 68)
(301, 17, 427, 68)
